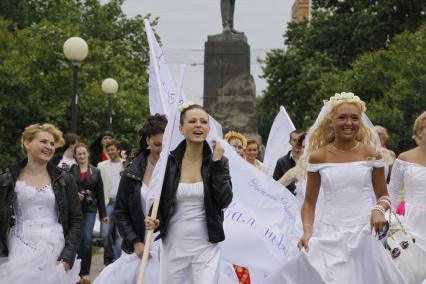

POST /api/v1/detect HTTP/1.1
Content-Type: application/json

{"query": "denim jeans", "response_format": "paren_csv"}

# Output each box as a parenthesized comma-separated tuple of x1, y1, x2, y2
(101, 200, 122, 264)
(79, 212, 97, 276)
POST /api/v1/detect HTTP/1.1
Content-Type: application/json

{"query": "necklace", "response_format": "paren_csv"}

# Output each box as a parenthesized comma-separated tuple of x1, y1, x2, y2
(331, 142, 360, 153)
(146, 157, 156, 171)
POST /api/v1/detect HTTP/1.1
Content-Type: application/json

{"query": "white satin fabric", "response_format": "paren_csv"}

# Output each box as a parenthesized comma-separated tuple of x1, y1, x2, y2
(389, 159, 426, 251)
(93, 183, 160, 284)
(0, 181, 80, 283)
(160, 182, 220, 284)
(275, 161, 406, 284)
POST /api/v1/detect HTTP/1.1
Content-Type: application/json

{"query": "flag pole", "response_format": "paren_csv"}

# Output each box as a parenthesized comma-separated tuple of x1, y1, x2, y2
(135, 199, 159, 284)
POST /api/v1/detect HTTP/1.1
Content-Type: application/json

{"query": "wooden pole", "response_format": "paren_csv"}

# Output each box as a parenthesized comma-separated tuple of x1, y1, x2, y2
(136, 199, 160, 284)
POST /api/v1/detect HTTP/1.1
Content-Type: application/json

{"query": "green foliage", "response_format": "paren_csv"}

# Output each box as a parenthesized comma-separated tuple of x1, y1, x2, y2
(0, 0, 157, 165)
(259, 0, 426, 142)
(316, 25, 426, 148)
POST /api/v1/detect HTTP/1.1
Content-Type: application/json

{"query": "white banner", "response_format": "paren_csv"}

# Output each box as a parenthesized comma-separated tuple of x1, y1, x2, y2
(263, 106, 296, 176)
(220, 139, 302, 276)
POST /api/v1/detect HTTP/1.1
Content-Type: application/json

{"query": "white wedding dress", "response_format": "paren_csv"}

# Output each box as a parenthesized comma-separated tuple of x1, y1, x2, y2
(0, 181, 80, 283)
(389, 159, 426, 251)
(93, 183, 160, 284)
(273, 161, 406, 284)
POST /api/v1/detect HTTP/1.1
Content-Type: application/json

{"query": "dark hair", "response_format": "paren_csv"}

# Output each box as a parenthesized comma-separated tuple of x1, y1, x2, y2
(100, 130, 113, 139)
(105, 139, 122, 151)
(73, 143, 90, 156)
(296, 133, 306, 148)
(179, 104, 208, 125)
(64, 133, 80, 148)
(290, 129, 305, 136)
(138, 114, 168, 154)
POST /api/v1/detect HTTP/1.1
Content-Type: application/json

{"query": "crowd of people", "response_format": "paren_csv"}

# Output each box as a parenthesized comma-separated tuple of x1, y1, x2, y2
(0, 93, 425, 284)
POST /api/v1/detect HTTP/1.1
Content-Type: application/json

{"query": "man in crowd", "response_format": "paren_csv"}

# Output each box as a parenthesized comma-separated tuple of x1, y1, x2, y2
(273, 129, 304, 195)
(97, 139, 125, 265)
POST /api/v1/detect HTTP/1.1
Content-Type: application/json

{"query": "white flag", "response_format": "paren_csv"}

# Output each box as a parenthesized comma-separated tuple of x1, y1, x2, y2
(263, 106, 296, 176)
(219, 139, 302, 274)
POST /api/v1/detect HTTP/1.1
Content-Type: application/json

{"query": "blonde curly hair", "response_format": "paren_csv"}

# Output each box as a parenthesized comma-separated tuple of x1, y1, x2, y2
(21, 123, 64, 153)
(224, 131, 247, 149)
(307, 92, 373, 154)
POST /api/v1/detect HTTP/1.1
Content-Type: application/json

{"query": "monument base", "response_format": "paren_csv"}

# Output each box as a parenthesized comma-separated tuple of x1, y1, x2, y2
(203, 34, 258, 134)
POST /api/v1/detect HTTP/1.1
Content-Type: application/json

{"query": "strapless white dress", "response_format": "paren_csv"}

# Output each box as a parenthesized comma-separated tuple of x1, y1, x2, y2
(271, 161, 406, 284)
(0, 181, 80, 283)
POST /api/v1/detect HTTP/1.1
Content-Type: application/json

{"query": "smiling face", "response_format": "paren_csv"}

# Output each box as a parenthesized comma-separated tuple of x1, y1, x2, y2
(75, 145, 89, 165)
(180, 108, 210, 144)
(24, 131, 56, 164)
(245, 142, 259, 162)
(330, 102, 361, 142)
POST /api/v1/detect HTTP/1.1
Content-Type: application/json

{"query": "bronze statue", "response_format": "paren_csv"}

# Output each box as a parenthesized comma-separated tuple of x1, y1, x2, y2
(221, 0, 243, 34)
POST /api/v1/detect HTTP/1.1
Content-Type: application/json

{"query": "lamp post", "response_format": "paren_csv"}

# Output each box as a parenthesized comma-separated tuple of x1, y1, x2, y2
(101, 78, 119, 131)
(63, 37, 89, 133)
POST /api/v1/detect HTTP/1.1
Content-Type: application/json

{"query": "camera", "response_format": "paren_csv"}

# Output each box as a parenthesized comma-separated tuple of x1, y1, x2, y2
(81, 189, 97, 206)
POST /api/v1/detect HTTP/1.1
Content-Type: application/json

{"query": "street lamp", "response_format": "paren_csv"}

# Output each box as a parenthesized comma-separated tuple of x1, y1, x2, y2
(63, 37, 89, 133)
(101, 78, 119, 131)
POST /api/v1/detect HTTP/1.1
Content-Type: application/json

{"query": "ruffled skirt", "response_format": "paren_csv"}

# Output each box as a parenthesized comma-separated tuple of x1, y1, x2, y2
(272, 222, 407, 284)
(0, 226, 80, 284)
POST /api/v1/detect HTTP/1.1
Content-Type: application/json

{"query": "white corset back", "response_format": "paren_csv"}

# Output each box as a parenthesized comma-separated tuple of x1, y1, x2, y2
(307, 160, 385, 226)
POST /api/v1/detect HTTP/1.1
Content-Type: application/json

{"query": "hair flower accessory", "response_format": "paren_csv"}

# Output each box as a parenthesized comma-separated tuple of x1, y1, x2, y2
(178, 101, 195, 113)
(324, 92, 366, 112)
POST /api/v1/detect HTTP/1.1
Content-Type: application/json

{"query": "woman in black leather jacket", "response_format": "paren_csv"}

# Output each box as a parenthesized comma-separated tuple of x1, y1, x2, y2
(93, 114, 167, 284)
(0, 123, 82, 283)
(146, 104, 233, 284)
(69, 143, 107, 283)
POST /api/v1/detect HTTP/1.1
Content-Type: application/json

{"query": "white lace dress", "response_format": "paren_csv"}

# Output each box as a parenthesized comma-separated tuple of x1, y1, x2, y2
(93, 183, 160, 284)
(272, 161, 406, 284)
(389, 159, 426, 251)
(0, 181, 80, 283)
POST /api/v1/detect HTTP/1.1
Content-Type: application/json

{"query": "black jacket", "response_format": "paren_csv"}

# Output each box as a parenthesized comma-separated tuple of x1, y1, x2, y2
(0, 159, 82, 268)
(156, 140, 233, 243)
(273, 150, 296, 194)
(114, 151, 148, 254)
(69, 164, 107, 219)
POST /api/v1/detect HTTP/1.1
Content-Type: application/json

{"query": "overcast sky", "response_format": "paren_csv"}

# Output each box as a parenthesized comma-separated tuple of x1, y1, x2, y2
(102, 0, 293, 103)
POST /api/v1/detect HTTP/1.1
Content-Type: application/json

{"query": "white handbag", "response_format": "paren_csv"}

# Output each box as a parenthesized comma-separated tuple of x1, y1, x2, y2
(386, 210, 426, 284)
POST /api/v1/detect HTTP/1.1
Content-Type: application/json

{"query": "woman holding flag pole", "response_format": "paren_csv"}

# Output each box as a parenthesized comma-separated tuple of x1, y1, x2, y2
(146, 103, 233, 284)
(93, 114, 168, 284)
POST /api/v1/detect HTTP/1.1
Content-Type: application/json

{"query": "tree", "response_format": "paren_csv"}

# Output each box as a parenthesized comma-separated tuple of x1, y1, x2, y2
(259, 0, 426, 140)
(0, 0, 158, 166)
(315, 23, 426, 148)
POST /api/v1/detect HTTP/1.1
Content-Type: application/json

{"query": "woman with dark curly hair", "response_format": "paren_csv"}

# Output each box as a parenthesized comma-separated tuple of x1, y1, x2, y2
(94, 114, 167, 284)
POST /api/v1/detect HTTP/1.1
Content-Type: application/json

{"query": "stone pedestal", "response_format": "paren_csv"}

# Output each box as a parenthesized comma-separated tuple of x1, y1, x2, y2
(203, 33, 258, 134)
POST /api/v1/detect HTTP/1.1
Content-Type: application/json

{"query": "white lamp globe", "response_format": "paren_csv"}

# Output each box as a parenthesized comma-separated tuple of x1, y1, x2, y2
(102, 78, 119, 94)
(63, 37, 89, 63)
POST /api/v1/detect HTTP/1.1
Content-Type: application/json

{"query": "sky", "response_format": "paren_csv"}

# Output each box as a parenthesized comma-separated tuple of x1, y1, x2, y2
(102, 0, 293, 104)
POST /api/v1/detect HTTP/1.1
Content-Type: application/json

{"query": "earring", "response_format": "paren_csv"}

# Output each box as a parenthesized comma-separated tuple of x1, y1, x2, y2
(146, 145, 151, 150)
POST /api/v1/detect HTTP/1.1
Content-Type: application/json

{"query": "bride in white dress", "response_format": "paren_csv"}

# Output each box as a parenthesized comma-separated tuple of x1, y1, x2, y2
(0, 123, 82, 283)
(389, 111, 426, 252)
(272, 93, 406, 284)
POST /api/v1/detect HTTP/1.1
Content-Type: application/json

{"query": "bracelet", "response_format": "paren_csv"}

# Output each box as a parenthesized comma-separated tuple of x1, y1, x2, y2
(378, 195, 391, 204)
(372, 204, 386, 216)
(378, 199, 391, 208)
(303, 223, 313, 233)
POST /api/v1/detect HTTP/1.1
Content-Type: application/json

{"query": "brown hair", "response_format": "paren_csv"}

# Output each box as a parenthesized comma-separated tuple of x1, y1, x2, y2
(73, 143, 90, 156)
(179, 104, 208, 125)
(105, 139, 122, 151)
(246, 137, 260, 149)
(21, 123, 64, 153)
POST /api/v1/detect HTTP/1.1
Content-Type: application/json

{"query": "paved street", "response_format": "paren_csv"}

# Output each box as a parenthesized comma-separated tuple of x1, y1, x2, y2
(89, 247, 105, 282)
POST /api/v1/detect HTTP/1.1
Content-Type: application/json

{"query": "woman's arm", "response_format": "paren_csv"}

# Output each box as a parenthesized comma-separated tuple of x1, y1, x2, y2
(388, 159, 404, 210)
(60, 174, 83, 268)
(210, 158, 233, 209)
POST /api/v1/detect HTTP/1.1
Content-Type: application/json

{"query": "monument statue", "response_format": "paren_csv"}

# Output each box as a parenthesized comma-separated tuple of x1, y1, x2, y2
(221, 0, 243, 34)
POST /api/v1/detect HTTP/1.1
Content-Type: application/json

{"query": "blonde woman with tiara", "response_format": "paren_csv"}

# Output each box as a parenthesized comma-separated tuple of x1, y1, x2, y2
(0, 123, 82, 283)
(272, 93, 406, 283)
